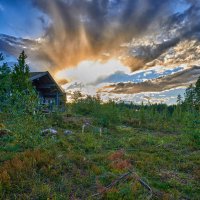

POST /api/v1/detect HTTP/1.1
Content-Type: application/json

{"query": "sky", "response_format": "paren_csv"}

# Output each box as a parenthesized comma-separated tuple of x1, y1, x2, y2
(0, 0, 200, 104)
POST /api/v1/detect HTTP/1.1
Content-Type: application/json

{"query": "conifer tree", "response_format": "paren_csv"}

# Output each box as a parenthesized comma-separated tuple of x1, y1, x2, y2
(175, 94, 183, 119)
(11, 51, 37, 114)
(0, 54, 11, 93)
(177, 94, 182, 105)
(194, 76, 200, 108)
(0, 63, 11, 95)
(12, 50, 32, 92)
(184, 84, 195, 109)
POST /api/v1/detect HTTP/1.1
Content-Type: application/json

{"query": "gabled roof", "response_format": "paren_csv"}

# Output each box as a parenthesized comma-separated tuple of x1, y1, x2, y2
(30, 71, 65, 94)
(30, 71, 49, 81)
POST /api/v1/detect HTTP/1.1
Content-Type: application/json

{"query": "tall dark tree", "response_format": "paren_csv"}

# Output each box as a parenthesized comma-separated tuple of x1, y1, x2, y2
(184, 84, 195, 108)
(12, 51, 32, 92)
(195, 76, 200, 107)
(0, 63, 11, 94)
(11, 51, 38, 114)
(177, 94, 182, 105)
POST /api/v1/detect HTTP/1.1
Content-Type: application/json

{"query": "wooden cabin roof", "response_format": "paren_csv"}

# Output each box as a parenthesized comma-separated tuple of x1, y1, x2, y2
(30, 71, 49, 81)
(29, 71, 65, 95)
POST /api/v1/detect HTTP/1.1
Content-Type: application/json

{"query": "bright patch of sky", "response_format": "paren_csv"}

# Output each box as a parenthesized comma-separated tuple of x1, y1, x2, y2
(93, 66, 184, 85)
(100, 87, 186, 105)
(172, 0, 190, 14)
(61, 62, 187, 104)
(56, 59, 131, 84)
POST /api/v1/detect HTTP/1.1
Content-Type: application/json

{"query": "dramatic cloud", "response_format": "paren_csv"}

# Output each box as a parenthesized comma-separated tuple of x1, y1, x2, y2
(93, 66, 183, 85)
(1, 0, 200, 73)
(29, 0, 197, 72)
(100, 66, 200, 94)
(0, 34, 36, 55)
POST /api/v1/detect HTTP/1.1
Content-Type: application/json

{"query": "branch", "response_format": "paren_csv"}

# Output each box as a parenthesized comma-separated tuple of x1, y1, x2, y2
(91, 170, 153, 199)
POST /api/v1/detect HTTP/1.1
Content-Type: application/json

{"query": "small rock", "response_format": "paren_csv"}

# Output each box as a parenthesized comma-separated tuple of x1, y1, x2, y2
(85, 122, 91, 126)
(0, 129, 11, 137)
(64, 130, 73, 135)
(41, 128, 58, 136)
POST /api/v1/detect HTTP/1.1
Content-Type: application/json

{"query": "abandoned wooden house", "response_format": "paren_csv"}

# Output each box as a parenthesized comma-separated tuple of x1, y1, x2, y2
(30, 71, 66, 106)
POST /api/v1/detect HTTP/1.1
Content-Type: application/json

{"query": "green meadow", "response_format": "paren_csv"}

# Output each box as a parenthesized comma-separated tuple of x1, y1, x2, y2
(0, 52, 200, 199)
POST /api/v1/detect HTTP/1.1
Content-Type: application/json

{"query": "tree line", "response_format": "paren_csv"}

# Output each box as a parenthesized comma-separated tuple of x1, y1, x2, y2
(180, 78, 200, 111)
(0, 51, 200, 137)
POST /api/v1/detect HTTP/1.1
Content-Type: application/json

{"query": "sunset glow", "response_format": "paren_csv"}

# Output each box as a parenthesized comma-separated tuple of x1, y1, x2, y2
(1, 0, 200, 104)
(55, 59, 131, 84)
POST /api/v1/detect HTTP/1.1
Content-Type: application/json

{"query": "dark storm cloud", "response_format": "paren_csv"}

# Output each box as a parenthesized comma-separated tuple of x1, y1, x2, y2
(33, 0, 170, 38)
(30, 0, 176, 71)
(0, 34, 36, 56)
(123, 0, 200, 69)
(0, 34, 53, 70)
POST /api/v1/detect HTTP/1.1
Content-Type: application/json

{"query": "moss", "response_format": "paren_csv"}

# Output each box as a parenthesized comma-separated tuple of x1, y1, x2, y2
(0, 113, 199, 199)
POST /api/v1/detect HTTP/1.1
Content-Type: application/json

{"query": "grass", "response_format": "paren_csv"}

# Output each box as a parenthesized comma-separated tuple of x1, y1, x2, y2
(0, 114, 199, 199)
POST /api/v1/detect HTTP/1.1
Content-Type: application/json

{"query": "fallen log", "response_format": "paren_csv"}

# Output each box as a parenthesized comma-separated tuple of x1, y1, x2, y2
(91, 169, 152, 199)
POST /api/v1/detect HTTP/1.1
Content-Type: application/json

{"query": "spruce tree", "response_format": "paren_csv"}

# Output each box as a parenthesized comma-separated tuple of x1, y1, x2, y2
(184, 84, 195, 109)
(177, 94, 182, 105)
(0, 63, 11, 95)
(12, 50, 32, 92)
(11, 51, 37, 114)
(195, 76, 200, 107)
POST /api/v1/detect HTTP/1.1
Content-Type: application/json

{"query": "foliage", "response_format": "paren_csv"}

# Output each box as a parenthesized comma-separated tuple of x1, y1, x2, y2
(0, 57, 12, 111)
(183, 77, 200, 110)
(0, 51, 38, 114)
(12, 51, 32, 91)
